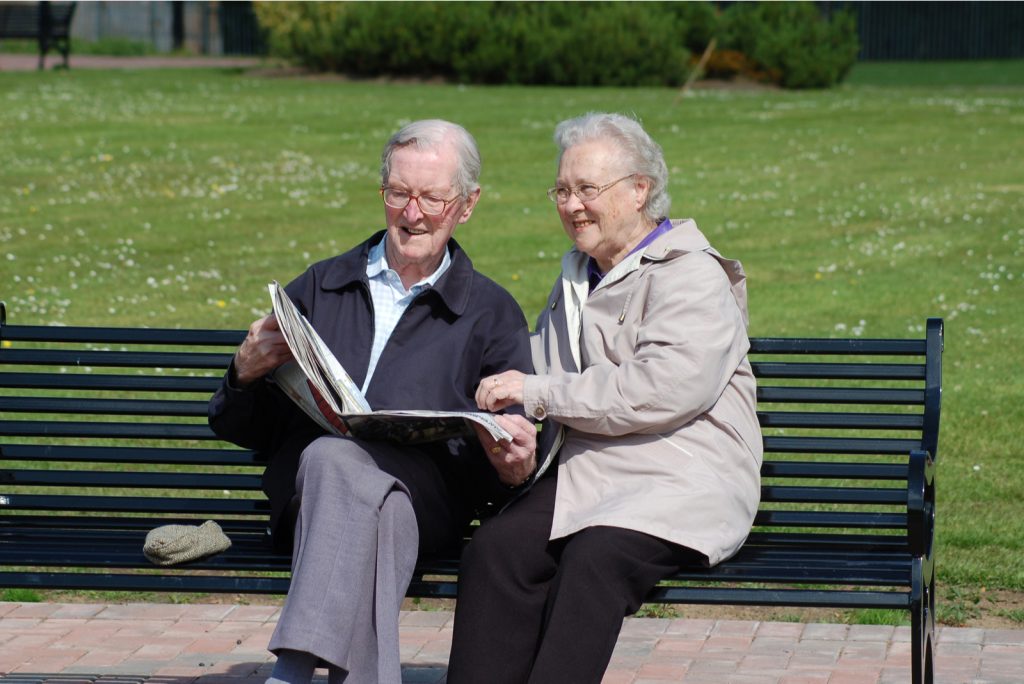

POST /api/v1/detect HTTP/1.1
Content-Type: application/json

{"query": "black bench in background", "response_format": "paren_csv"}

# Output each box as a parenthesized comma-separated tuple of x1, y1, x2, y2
(0, 301, 942, 684)
(0, 1, 77, 69)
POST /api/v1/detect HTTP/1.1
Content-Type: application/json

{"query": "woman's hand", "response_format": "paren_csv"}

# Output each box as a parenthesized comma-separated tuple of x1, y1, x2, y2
(233, 314, 293, 387)
(472, 414, 537, 487)
(476, 370, 528, 412)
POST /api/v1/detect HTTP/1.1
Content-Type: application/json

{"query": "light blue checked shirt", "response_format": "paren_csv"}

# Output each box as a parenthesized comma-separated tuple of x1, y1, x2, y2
(362, 235, 452, 393)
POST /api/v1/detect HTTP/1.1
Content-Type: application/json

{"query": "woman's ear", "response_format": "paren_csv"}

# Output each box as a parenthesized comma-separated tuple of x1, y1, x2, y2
(633, 176, 651, 212)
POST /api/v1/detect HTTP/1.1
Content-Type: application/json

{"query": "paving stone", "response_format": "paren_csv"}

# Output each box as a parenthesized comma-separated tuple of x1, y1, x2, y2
(0, 602, 1021, 684)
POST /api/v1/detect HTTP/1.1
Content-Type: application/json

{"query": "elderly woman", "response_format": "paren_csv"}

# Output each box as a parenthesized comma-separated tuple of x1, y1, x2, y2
(446, 112, 763, 684)
(209, 120, 537, 684)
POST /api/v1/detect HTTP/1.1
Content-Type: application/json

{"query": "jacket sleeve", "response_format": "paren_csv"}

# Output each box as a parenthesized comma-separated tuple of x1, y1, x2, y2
(524, 251, 749, 436)
(207, 268, 319, 452)
(469, 290, 537, 510)
(481, 297, 534, 380)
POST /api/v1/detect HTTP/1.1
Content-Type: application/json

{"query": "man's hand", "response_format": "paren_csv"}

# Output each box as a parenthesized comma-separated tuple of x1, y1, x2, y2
(476, 370, 527, 412)
(233, 314, 293, 387)
(472, 414, 537, 487)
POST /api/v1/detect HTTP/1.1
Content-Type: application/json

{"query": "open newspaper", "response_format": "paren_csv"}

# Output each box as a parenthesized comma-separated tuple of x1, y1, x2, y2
(266, 280, 512, 445)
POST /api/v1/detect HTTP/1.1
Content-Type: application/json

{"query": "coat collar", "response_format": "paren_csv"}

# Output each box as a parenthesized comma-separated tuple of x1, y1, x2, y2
(319, 230, 475, 316)
(642, 219, 710, 260)
(559, 218, 750, 326)
(561, 219, 712, 287)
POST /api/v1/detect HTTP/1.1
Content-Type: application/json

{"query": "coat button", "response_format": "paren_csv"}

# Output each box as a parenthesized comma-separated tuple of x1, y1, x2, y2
(533, 405, 547, 420)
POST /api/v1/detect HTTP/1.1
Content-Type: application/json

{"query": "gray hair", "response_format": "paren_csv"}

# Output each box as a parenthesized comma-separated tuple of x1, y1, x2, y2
(553, 112, 670, 222)
(380, 119, 481, 198)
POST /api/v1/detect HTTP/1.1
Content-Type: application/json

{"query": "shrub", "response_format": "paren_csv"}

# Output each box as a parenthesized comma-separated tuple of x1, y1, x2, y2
(253, 2, 349, 72)
(719, 2, 860, 89)
(255, 1, 693, 87)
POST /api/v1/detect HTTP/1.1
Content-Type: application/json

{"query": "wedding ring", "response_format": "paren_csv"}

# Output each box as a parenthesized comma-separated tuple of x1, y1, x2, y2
(490, 445, 502, 455)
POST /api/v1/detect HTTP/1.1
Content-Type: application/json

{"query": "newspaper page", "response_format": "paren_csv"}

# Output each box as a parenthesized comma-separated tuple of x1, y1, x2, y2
(267, 281, 512, 444)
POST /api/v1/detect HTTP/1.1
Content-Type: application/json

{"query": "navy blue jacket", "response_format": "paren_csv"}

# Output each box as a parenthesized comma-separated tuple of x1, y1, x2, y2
(208, 232, 533, 548)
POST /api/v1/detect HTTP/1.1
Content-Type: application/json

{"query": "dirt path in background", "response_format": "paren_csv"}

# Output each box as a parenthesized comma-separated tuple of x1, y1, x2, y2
(0, 54, 266, 71)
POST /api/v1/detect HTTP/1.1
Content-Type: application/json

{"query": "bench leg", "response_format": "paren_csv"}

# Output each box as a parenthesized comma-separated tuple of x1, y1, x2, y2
(57, 39, 70, 69)
(910, 555, 935, 684)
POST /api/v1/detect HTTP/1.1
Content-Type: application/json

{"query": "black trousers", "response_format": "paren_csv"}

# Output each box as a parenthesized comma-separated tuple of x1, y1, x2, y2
(447, 474, 701, 684)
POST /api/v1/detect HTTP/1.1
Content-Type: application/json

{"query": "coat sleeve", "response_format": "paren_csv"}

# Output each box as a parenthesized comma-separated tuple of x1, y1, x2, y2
(207, 268, 319, 452)
(481, 297, 534, 380)
(524, 251, 749, 436)
(458, 286, 537, 512)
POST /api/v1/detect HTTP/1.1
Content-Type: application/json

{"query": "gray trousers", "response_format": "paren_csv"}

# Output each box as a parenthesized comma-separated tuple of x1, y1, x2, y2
(268, 436, 461, 683)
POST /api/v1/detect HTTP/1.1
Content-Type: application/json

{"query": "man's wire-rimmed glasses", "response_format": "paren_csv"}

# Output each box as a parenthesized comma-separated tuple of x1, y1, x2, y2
(380, 187, 459, 216)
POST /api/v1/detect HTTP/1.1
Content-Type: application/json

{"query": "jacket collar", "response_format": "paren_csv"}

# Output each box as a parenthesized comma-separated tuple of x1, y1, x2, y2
(560, 218, 749, 325)
(319, 230, 475, 316)
(642, 219, 710, 260)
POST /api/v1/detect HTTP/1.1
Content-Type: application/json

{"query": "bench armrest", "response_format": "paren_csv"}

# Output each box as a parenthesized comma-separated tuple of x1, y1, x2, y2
(906, 448, 935, 558)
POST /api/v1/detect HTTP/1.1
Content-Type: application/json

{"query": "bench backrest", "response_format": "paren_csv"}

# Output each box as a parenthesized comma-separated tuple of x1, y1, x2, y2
(0, 2, 76, 39)
(0, 312, 943, 560)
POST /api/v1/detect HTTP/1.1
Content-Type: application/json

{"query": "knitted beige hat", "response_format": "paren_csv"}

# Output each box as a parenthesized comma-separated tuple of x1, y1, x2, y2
(143, 520, 232, 566)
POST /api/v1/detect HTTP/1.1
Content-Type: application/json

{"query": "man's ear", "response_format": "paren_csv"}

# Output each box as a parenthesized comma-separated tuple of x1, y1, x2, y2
(458, 187, 482, 224)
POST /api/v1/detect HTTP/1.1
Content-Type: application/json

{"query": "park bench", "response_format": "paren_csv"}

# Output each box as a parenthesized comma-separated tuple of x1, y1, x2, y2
(0, 302, 942, 684)
(0, 1, 76, 70)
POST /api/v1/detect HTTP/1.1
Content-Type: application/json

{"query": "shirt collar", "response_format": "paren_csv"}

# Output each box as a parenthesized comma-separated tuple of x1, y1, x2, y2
(320, 231, 473, 316)
(365, 234, 452, 292)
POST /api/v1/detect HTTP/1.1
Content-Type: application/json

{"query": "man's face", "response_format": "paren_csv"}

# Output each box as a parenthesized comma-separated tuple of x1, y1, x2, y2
(383, 143, 480, 277)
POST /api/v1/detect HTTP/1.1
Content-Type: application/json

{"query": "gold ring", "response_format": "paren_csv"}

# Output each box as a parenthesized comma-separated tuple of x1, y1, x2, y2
(490, 445, 502, 455)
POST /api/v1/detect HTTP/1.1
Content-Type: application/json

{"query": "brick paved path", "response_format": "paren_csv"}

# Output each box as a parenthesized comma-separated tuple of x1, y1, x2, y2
(1, 603, 1021, 683)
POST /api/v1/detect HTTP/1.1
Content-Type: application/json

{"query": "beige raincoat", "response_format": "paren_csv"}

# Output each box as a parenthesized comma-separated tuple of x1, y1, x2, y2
(523, 219, 762, 566)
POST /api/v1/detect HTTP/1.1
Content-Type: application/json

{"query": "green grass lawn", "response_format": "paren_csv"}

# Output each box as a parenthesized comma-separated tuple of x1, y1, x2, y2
(1, 63, 1023, 605)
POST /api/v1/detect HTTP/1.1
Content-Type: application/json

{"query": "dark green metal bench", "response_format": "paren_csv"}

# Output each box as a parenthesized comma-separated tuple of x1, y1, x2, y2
(0, 1, 77, 69)
(0, 301, 942, 684)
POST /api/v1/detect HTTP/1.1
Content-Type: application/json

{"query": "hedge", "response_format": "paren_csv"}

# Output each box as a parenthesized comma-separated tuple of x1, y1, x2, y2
(254, 1, 859, 89)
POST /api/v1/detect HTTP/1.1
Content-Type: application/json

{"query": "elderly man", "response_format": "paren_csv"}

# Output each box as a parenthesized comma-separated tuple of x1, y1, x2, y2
(209, 119, 537, 684)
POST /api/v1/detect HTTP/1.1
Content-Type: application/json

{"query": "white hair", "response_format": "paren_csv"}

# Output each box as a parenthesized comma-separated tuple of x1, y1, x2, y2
(553, 112, 670, 222)
(380, 119, 481, 198)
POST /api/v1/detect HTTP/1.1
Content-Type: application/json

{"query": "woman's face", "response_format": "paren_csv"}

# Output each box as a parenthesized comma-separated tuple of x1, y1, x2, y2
(555, 139, 650, 273)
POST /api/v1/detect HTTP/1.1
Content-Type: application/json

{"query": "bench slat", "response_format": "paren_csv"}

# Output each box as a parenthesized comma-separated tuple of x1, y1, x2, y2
(647, 586, 910, 610)
(749, 337, 925, 356)
(0, 494, 269, 515)
(763, 436, 922, 454)
(754, 510, 907, 528)
(761, 486, 905, 505)
(0, 371, 223, 392)
(0, 571, 292, 595)
(0, 324, 245, 346)
(0, 396, 209, 417)
(0, 348, 233, 370)
(761, 461, 908, 479)
(758, 386, 924, 405)
(758, 411, 923, 430)
(752, 361, 925, 380)
(1, 444, 259, 466)
(0, 420, 217, 440)
(1, 514, 270, 533)
(2, 469, 261, 490)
